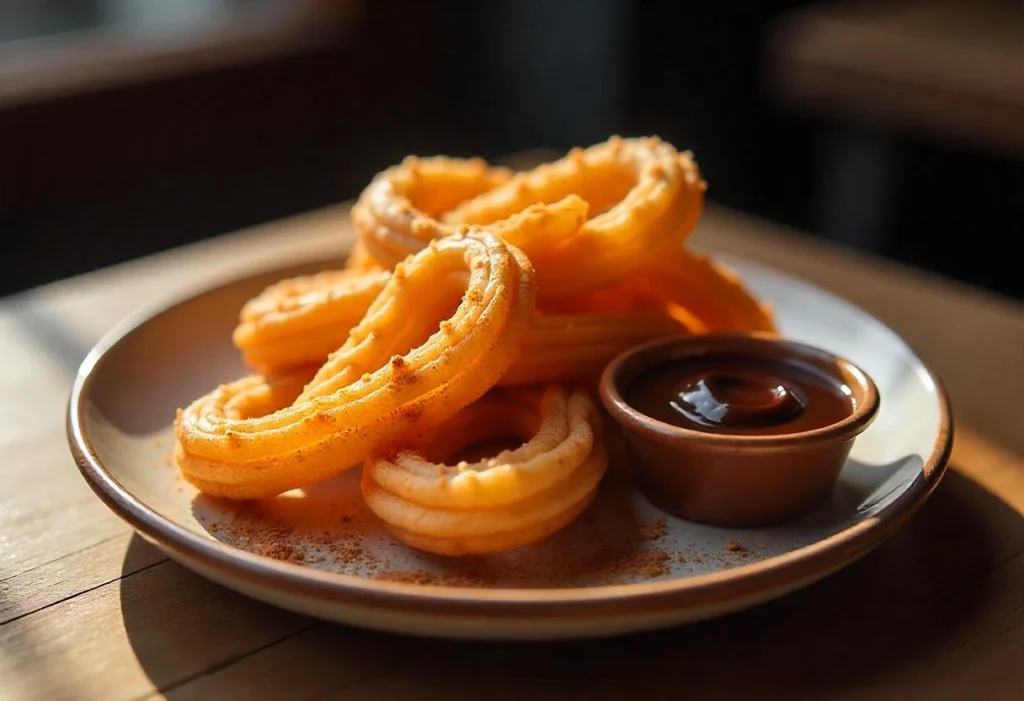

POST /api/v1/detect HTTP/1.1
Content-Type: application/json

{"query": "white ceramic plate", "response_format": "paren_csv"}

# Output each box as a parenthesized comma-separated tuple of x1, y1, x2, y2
(68, 254, 951, 640)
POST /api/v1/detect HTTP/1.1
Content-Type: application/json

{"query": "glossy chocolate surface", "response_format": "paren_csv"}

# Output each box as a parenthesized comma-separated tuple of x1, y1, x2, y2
(625, 355, 855, 436)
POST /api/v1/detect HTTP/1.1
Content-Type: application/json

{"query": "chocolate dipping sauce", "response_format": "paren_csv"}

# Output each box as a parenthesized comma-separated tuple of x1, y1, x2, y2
(600, 334, 881, 527)
(625, 355, 856, 436)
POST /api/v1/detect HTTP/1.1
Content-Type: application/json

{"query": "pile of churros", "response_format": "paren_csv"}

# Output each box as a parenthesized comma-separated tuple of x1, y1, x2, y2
(174, 136, 775, 556)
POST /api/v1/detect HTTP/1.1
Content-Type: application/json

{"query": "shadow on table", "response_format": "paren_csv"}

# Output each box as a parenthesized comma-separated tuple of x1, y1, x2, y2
(119, 468, 1021, 699)
(1, 299, 92, 379)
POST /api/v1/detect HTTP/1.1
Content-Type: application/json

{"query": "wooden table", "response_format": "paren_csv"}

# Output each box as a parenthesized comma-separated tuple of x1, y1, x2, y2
(2, 204, 1022, 700)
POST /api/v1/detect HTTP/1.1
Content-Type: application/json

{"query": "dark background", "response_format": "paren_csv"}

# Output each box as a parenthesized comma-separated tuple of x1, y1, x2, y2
(2, 0, 1021, 299)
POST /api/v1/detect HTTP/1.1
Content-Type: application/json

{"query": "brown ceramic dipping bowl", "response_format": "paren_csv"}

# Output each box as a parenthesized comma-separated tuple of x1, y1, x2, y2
(599, 333, 880, 528)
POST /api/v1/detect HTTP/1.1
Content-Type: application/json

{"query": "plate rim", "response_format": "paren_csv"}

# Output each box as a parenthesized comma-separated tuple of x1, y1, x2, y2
(66, 253, 954, 622)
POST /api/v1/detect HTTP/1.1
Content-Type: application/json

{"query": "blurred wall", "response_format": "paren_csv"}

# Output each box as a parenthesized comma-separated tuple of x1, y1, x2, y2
(1, 0, 1020, 299)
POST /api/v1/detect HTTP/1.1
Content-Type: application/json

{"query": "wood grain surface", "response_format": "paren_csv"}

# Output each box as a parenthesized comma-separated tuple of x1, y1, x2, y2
(1, 204, 1021, 700)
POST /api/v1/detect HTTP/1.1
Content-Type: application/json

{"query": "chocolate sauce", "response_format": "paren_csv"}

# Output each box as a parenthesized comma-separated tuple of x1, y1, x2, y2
(626, 354, 855, 435)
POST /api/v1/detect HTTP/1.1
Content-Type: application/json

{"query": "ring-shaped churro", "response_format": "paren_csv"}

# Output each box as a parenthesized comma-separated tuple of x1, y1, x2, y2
(497, 312, 684, 386)
(230, 266, 688, 382)
(233, 268, 390, 373)
(362, 385, 607, 555)
(351, 155, 587, 272)
(353, 137, 707, 299)
(443, 136, 706, 297)
(175, 232, 536, 499)
(550, 248, 775, 334)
